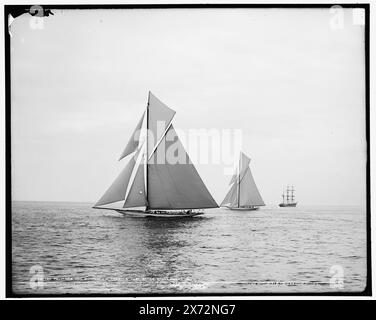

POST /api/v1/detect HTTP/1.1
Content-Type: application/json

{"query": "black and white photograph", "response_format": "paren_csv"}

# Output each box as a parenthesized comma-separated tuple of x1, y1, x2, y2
(4, 3, 371, 298)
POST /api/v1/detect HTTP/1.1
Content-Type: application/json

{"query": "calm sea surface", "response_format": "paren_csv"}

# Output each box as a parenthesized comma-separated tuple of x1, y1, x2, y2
(12, 201, 367, 294)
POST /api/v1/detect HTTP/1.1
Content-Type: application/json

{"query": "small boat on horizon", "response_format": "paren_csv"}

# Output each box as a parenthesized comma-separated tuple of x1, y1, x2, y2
(221, 152, 265, 211)
(93, 92, 218, 218)
(279, 185, 298, 207)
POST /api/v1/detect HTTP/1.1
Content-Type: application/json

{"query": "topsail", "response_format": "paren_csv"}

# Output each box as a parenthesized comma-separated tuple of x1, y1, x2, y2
(95, 149, 140, 207)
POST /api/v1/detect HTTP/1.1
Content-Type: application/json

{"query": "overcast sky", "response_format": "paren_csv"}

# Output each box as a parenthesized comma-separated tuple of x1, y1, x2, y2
(11, 8, 366, 206)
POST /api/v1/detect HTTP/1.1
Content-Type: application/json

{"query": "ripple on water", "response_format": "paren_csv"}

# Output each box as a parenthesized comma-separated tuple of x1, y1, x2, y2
(11, 202, 367, 294)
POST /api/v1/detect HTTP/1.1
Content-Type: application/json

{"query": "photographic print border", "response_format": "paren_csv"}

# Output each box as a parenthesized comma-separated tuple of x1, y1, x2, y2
(4, 3, 371, 298)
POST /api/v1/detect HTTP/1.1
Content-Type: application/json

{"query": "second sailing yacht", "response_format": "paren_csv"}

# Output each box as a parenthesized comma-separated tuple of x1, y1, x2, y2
(221, 152, 265, 211)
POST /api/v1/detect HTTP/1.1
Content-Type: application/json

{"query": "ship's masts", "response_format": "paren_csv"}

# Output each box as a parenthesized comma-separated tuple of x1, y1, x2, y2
(291, 185, 294, 202)
(237, 154, 240, 208)
(145, 92, 150, 211)
(286, 186, 290, 203)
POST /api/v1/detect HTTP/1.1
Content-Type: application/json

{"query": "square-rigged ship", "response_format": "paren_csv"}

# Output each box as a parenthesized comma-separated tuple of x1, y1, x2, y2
(279, 186, 297, 207)
(93, 92, 218, 217)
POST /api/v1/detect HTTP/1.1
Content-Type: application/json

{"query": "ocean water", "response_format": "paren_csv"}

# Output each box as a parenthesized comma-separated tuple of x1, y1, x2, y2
(12, 201, 367, 294)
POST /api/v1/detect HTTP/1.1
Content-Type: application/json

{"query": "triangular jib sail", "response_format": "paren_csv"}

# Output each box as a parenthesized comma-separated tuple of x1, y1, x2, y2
(123, 155, 147, 208)
(119, 112, 145, 161)
(95, 149, 141, 207)
(221, 152, 265, 208)
(95, 92, 218, 211)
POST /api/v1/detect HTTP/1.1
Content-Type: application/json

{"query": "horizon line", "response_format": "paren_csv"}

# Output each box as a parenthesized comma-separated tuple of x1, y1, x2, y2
(10, 200, 366, 207)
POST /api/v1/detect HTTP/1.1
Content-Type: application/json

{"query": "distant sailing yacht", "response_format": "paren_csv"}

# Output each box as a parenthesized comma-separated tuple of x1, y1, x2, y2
(93, 92, 218, 217)
(221, 152, 265, 211)
(279, 186, 297, 207)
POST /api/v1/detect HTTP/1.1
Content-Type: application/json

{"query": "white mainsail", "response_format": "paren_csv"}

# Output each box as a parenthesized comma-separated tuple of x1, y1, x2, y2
(221, 152, 265, 208)
(238, 167, 265, 207)
(95, 92, 218, 211)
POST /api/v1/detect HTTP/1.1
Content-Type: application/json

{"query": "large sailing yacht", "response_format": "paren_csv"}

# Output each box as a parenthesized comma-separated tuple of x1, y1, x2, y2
(93, 92, 218, 217)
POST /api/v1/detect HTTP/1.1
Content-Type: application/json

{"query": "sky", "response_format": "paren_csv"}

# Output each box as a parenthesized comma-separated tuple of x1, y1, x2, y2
(10, 8, 367, 206)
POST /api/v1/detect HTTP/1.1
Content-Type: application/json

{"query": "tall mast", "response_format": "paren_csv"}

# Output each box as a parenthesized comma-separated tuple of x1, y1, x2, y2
(291, 185, 294, 203)
(282, 192, 285, 204)
(145, 92, 150, 211)
(237, 153, 241, 208)
(286, 186, 289, 204)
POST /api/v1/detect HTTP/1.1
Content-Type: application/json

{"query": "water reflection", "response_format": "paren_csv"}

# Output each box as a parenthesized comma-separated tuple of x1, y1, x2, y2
(104, 214, 208, 292)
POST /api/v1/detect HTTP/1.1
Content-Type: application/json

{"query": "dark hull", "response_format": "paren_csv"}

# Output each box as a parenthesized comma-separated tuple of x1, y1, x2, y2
(279, 203, 297, 207)
(93, 206, 204, 218)
(115, 209, 204, 218)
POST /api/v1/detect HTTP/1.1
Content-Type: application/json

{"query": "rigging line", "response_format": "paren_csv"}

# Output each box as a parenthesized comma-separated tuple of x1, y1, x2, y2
(237, 152, 241, 208)
(147, 121, 173, 161)
(123, 141, 145, 205)
(145, 96, 149, 209)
